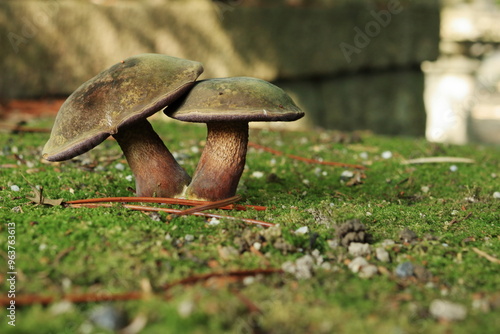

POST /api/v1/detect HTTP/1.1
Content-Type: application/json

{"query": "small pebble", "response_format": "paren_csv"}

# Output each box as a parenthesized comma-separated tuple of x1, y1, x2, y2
(380, 239, 395, 247)
(49, 301, 74, 315)
(295, 255, 315, 279)
(395, 261, 414, 278)
(359, 263, 378, 279)
(10, 185, 20, 191)
(493, 192, 500, 199)
(243, 276, 256, 286)
(184, 234, 194, 242)
(282, 255, 315, 280)
(348, 257, 378, 278)
(125, 175, 133, 182)
(89, 305, 128, 331)
(295, 226, 309, 235)
(178, 299, 195, 318)
(208, 218, 221, 226)
(429, 299, 467, 321)
(375, 247, 391, 263)
(381, 151, 392, 159)
(348, 256, 369, 273)
(148, 212, 162, 222)
(449, 165, 458, 172)
(252, 171, 264, 178)
(359, 152, 369, 160)
(340, 170, 354, 179)
(421, 186, 430, 193)
(114, 163, 125, 171)
(348, 242, 371, 257)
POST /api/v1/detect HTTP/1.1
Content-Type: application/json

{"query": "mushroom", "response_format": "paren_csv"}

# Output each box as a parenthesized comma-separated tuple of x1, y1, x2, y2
(42, 54, 204, 197)
(164, 77, 304, 201)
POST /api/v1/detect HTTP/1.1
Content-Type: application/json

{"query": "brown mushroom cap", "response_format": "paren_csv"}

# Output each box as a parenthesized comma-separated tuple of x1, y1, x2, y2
(164, 77, 304, 122)
(42, 54, 204, 161)
(163, 77, 303, 201)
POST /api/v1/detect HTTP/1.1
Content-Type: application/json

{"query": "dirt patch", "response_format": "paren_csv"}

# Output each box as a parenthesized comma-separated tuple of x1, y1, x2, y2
(0, 98, 65, 123)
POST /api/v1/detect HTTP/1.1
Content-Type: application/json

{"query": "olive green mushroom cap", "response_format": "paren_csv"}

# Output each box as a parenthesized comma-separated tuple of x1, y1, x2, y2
(42, 54, 204, 161)
(164, 77, 304, 122)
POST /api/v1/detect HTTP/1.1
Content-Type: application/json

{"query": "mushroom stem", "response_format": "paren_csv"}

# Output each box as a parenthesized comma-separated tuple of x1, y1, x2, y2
(186, 121, 249, 201)
(113, 120, 191, 197)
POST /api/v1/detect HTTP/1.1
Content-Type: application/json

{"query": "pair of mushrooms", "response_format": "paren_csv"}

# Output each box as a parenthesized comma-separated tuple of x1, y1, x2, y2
(42, 54, 303, 201)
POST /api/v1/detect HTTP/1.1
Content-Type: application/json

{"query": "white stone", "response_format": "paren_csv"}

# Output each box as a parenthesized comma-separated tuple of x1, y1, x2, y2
(295, 226, 309, 235)
(359, 264, 378, 278)
(375, 247, 391, 263)
(348, 256, 369, 273)
(208, 218, 221, 226)
(429, 299, 467, 321)
(251, 171, 264, 178)
(114, 163, 125, 171)
(381, 151, 392, 159)
(348, 242, 371, 257)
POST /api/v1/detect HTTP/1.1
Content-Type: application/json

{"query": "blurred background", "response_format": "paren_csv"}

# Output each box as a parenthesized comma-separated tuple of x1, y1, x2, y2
(0, 0, 499, 144)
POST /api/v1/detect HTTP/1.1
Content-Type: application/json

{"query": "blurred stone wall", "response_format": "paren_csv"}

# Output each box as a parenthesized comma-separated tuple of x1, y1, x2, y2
(423, 0, 500, 144)
(0, 0, 440, 135)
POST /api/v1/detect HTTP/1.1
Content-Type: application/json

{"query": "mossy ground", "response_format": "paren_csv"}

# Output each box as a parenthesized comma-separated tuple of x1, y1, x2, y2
(1, 118, 499, 333)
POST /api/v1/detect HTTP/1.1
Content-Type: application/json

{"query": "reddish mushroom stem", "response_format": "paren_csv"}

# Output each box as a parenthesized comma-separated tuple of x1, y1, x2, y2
(113, 119, 191, 197)
(186, 121, 249, 201)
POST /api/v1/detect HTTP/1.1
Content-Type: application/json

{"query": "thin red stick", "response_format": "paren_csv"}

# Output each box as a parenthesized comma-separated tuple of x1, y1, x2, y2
(248, 141, 367, 170)
(0, 268, 283, 306)
(66, 196, 267, 211)
(68, 203, 274, 227)
(177, 195, 242, 215)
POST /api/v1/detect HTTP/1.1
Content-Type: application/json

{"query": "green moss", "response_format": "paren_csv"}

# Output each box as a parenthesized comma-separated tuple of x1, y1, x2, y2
(0, 118, 499, 333)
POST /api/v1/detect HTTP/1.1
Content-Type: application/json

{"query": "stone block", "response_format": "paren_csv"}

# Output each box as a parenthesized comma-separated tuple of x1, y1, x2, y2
(0, 0, 440, 98)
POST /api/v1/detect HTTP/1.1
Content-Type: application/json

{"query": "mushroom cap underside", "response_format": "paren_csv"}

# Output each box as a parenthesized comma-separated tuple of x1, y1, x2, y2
(42, 54, 204, 161)
(164, 77, 304, 123)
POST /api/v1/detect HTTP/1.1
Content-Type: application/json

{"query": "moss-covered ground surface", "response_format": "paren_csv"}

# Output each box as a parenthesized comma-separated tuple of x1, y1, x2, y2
(1, 118, 499, 333)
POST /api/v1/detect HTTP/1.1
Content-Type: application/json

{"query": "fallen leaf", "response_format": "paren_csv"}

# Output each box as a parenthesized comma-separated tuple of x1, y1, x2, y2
(27, 185, 63, 206)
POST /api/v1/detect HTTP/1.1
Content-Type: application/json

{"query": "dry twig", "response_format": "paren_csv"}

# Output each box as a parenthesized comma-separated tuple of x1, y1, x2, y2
(472, 247, 500, 264)
(68, 203, 274, 227)
(66, 196, 266, 211)
(0, 268, 283, 306)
